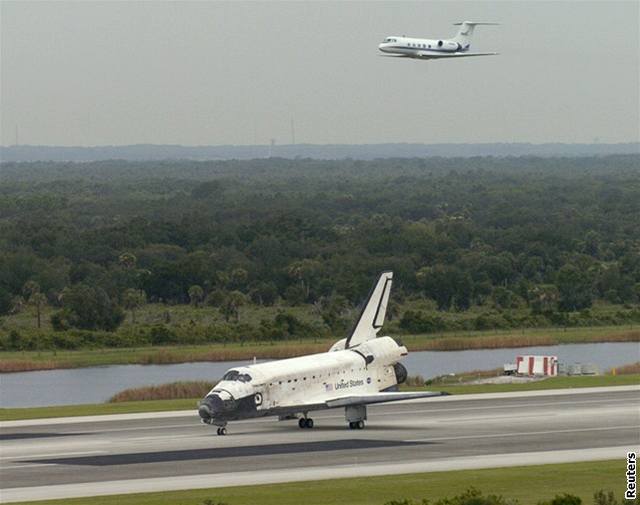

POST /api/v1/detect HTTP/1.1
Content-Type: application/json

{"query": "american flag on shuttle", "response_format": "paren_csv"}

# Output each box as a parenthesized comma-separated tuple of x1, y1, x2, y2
(325, 383, 333, 392)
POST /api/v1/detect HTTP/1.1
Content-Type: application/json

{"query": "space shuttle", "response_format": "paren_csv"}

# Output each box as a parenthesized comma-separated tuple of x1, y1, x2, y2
(198, 271, 446, 435)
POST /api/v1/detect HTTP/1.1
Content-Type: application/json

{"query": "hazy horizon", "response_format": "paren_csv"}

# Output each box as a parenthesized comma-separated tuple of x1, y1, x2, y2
(2, 1, 639, 147)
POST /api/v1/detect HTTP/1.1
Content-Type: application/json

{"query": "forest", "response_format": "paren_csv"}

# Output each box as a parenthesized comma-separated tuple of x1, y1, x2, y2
(1, 155, 639, 350)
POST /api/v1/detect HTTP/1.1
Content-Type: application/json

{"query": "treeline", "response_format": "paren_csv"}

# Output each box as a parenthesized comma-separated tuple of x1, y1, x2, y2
(0, 155, 639, 338)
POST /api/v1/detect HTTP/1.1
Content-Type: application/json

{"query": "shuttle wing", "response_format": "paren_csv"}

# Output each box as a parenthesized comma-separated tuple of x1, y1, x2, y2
(272, 390, 447, 416)
(345, 271, 393, 348)
(325, 391, 447, 408)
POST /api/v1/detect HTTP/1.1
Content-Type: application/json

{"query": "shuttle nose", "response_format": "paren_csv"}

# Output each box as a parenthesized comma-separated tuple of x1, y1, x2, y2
(198, 394, 224, 421)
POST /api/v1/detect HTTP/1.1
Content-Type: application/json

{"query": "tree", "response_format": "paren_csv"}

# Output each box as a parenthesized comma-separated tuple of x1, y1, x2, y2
(0, 287, 11, 316)
(315, 294, 350, 333)
(250, 282, 278, 306)
(122, 288, 147, 323)
(23, 280, 46, 329)
(528, 284, 560, 314)
(286, 259, 321, 300)
(556, 265, 593, 311)
(418, 265, 473, 311)
(52, 284, 124, 331)
(492, 286, 515, 309)
(220, 291, 246, 322)
(118, 252, 137, 270)
(188, 285, 204, 307)
(229, 268, 249, 291)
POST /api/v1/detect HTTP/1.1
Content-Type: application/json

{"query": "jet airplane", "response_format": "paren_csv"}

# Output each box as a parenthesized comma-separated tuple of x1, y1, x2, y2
(378, 21, 498, 60)
(198, 272, 446, 435)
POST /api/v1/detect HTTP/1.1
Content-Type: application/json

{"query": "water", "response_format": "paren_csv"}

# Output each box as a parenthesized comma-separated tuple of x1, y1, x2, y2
(1, 342, 638, 408)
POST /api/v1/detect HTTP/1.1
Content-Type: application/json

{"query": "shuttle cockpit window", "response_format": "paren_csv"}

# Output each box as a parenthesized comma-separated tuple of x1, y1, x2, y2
(222, 370, 252, 382)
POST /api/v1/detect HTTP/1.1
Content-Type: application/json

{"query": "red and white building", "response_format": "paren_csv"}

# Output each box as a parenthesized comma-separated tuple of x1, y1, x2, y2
(516, 355, 558, 376)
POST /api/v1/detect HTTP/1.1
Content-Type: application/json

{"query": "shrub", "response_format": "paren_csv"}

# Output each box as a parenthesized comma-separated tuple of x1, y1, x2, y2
(537, 494, 582, 505)
(149, 325, 178, 345)
(400, 310, 446, 334)
(55, 284, 124, 331)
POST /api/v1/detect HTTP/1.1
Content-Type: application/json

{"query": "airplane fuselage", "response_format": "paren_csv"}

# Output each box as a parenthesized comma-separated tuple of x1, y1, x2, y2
(379, 36, 469, 57)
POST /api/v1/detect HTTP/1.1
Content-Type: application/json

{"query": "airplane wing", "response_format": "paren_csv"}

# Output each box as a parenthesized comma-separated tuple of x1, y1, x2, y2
(413, 51, 498, 59)
(325, 391, 448, 408)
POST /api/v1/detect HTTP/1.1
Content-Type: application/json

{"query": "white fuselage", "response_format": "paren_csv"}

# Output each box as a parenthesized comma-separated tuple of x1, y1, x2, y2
(378, 36, 469, 56)
(201, 336, 406, 422)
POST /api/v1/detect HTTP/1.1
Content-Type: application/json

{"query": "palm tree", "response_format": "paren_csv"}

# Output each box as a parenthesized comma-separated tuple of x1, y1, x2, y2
(188, 285, 205, 307)
(23, 281, 46, 329)
(122, 289, 147, 324)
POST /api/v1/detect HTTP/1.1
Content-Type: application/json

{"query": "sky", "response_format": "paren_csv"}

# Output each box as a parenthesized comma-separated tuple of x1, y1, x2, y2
(1, 1, 638, 146)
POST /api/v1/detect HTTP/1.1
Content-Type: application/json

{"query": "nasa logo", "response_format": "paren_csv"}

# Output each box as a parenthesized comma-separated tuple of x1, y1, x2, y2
(366, 377, 372, 384)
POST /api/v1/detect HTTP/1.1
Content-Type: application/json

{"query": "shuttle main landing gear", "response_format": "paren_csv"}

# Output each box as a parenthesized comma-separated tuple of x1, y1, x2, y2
(345, 405, 367, 430)
(298, 415, 314, 429)
(215, 424, 227, 436)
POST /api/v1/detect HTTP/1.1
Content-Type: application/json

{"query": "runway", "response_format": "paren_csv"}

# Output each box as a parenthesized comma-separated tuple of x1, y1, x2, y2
(1, 386, 638, 503)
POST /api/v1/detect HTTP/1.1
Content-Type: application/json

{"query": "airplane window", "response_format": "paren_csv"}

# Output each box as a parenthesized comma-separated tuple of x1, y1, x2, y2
(287, 379, 291, 383)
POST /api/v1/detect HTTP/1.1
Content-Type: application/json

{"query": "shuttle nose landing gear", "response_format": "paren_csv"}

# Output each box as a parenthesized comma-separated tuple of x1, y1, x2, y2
(345, 405, 367, 430)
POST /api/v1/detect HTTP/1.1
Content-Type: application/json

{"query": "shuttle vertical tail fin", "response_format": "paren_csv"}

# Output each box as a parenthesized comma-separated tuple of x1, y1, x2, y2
(345, 271, 393, 348)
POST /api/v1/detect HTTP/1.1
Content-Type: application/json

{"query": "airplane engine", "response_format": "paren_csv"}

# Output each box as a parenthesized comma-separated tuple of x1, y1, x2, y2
(437, 40, 459, 52)
(393, 362, 408, 384)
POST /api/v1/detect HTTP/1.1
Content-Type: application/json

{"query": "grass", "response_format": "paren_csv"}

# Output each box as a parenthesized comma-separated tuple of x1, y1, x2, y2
(414, 373, 640, 395)
(612, 361, 640, 374)
(4, 460, 626, 505)
(1, 325, 638, 372)
(108, 381, 212, 402)
(2, 374, 637, 422)
(0, 399, 198, 421)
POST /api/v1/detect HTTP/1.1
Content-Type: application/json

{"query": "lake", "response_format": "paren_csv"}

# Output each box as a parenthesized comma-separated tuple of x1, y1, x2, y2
(1, 342, 638, 407)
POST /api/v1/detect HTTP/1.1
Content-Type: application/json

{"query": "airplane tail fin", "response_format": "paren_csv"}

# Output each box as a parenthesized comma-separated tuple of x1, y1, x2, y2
(345, 271, 393, 349)
(452, 21, 498, 48)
